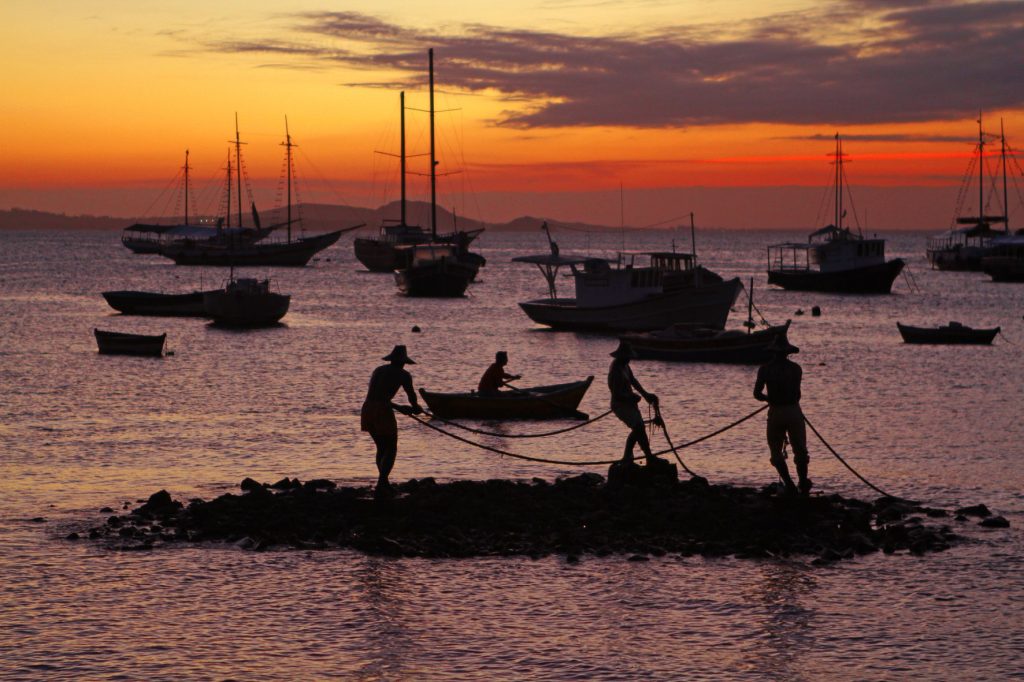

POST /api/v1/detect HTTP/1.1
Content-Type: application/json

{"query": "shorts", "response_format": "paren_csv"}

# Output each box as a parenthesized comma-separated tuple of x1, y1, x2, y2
(612, 400, 645, 431)
(360, 400, 397, 437)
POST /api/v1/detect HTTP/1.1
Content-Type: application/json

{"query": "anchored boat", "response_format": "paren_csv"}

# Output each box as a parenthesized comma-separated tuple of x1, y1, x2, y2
(94, 329, 166, 357)
(102, 289, 219, 317)
(159, 116, 352, 267)
(358, 65, 484, 273)
(514, 219, 740, 332)
(767, 134, 904, 294)
(203, 277, 290, 327)
(391, 50, 484, 297)
(419, 377, 593, 420)
(927, 115, 1016, 271)
(981, 234, 1024, 282)
(897, 322, 1000, 345)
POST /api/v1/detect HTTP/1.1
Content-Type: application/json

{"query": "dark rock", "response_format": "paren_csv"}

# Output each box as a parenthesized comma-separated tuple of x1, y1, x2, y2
(137, 489, 182, 516)
(78, 476, 961, 564)
(628, 554, 649, 562)
(411, 325, 421, 333)
(924, 508, 948, 518)
(811, 305, 821, 317)
(30, 517, 45, 523)
(240, 478, 264, 493)
(979, 516, 1010, 528)
(270, 477, 296, 490)
(66, 532, 80, 541)
(99, 507, 114, 513)
(304, 479, 337, 491)
(955, 504, 991, 518)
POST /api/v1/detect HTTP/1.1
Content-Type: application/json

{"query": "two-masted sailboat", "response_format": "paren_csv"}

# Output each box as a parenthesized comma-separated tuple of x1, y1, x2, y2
(356, 55, 484, 276)
(159, 117, 352, 267)
(927, 115, 1014, 271)
(766, 134, 905, 293)
(393, 49, 481, 297)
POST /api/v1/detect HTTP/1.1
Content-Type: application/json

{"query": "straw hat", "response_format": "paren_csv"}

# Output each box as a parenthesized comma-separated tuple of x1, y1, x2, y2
(767, 337, 799, 355)
(609, 340, 636, 359)
(382, 345, 416, 364)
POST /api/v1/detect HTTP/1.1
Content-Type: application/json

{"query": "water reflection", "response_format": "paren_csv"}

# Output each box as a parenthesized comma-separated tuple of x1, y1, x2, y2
(744, 561, 818, 679)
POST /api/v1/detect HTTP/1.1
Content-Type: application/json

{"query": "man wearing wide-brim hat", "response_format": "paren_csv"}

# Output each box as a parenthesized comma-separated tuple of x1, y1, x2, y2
(361, 345, 423, 495)
(607, 340, 662, 465)
(754, 336, 811, 495)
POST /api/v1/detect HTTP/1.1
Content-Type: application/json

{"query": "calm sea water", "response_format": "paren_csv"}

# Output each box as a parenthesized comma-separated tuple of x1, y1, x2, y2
(1, 227, 1022, 680)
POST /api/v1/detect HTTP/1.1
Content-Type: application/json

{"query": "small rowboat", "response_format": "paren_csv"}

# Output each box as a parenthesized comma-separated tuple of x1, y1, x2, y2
(102, 290, 218, 317)
(623, 321, 791, 363)
(94, 329, 166, 356)
(897, 322, 1000, 345)
(419, 377, 594, 420)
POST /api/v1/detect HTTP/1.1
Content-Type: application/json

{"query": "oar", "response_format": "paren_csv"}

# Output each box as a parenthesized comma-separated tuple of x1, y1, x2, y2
(503, 379, 589, 420)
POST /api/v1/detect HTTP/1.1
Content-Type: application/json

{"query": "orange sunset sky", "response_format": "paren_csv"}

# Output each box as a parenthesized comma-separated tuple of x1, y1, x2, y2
(2, 0, 1022, 229)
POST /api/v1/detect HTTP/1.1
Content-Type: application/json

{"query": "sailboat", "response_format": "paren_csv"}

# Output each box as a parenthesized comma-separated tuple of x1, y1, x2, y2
(927, 114, 1013, 271)
(766, 134, 905, 293)
(159, 117, 354, 267)
(121, 150, 269, 254)
(393, 49, 481, 297)
(356, 74, 484, 273)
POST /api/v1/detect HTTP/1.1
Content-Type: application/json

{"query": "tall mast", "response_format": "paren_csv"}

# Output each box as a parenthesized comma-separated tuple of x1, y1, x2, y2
(1001, 118, 1009, 234)
(183, 149, 190, 226)
(400, 91, 407, 226)
(835, 133, 842, 229)
(225, 148, 232, 229)
(977, 111, 985, 227)
(429, 48, 437, 239)
(690, 212, 697, 257)
(281, 116, 296, 243)
(234, 113, 245, 228)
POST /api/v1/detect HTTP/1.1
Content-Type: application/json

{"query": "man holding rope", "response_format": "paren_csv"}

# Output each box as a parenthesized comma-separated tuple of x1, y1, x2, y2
(608, 341, 662, 466)
(754, 337, 811, 495)
(361, 345, 423, 497)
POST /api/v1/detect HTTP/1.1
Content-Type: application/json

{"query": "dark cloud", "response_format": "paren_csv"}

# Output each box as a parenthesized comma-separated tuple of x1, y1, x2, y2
(201, 1, 1024, 129)
(783, 133, 976, 143)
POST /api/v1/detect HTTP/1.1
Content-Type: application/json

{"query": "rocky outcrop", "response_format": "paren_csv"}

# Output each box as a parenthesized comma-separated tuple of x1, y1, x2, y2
(72, 471, 997, 564)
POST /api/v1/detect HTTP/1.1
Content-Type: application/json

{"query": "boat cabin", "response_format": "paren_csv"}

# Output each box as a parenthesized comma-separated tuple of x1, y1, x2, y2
(768, 225, 886, 274)
(514, 250, 710, 307)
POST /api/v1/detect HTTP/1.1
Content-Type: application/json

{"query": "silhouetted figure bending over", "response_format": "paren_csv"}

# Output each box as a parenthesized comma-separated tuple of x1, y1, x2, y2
(608, 341, 661, 465)
(754, 337, 811, 495)
(477, 350, 521, 395)
(361, 345, 422, 496)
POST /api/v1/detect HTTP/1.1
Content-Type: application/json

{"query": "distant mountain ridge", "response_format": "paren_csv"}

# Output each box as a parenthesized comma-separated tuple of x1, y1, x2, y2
(0, 202, 625, 234)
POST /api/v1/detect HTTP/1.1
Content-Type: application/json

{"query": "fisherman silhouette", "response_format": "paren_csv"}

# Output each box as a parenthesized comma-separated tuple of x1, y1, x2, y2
(477, 350, 521, 395)
(361, 345, 422, 496)
(754, 337, 811, 495)
(608, 340, 662, 465)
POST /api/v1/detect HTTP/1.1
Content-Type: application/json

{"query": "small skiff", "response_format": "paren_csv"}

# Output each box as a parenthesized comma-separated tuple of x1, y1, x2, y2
(896, 322, 999, 345)
(623, 321, 792, 363)
(94, 329, 166, 357)
(419, 377, 594, 420)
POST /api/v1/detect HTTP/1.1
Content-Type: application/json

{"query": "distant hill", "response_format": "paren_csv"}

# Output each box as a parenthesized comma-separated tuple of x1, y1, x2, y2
(0, 203, 623, 234)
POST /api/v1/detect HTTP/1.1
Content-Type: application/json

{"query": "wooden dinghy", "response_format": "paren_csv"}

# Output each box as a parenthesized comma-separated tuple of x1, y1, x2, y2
(419, 377, 594, 420)
(623, 321, 791, 363)
(94, 329, 166, 357)
(897, 321, 999, 345)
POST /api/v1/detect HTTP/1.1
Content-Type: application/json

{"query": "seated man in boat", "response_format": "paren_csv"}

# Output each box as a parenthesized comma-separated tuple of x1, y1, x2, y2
(361, 345, 423, 497)
(477, 351, 521, 396)
(608, 341, 661, 465)
(753, 338, 811, 495)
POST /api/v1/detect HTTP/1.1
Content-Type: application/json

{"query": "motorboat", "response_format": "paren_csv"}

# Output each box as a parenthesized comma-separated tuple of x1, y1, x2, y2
(981, 234, 1024, 282)
(203, 277, 290, 327)
(767, 135, 904, 293)
(394, 244, 477, 297)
